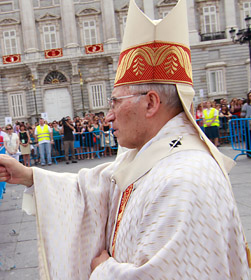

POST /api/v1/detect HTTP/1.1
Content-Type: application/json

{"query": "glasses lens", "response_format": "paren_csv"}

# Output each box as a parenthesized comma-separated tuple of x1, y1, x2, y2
(107, 98, 112, 109)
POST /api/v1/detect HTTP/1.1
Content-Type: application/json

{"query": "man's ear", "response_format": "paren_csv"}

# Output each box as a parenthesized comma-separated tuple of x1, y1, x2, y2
(145, 91, 161, 118)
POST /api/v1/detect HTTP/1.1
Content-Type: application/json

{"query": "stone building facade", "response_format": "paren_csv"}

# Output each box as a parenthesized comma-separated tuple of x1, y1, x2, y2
(0, 0, 250, 125)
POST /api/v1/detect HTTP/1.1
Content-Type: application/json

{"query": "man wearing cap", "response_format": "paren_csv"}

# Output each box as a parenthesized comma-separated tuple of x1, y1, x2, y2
(0, 0, 250, 279)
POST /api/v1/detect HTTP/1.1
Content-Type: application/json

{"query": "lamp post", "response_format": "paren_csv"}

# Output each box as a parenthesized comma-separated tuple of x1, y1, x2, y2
(79, 69, 85, 116)
(229, 15, 251, 89)
(31, 75, 38, 122)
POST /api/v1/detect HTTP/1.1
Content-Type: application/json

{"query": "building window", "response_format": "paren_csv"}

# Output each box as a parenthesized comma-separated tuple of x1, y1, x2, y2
(83, 20, 97, 45)
(44, 71, 67, 84)
(43, 25, 58, 50)
(0, 2, 13, 12)
(9, 93, 25, 118)
(90, 84, 105, 109)
(122, 16, 127, 30)
(33, 0, 59, 7)
(207, 69, 225, 95)
(243, 2, 251, 24)
(3, 30, 18, 55)
(203, 6, 217, 33)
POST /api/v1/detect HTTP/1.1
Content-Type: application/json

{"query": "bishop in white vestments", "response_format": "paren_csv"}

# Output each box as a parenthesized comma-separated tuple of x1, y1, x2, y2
(0, 0, 250, 279)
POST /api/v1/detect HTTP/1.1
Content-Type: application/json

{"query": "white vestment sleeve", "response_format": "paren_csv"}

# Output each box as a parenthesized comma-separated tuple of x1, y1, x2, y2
(32, 162, 114, 280)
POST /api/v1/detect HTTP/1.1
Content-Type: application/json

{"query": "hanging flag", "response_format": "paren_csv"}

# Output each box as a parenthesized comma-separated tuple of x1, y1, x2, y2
(44, 48, 63, 59)
(2, 54, 21, 64)
(85, 44, 104, 54)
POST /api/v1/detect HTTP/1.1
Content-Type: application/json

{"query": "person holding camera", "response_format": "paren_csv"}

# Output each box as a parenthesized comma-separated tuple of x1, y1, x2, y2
(61, 116, 77, 164)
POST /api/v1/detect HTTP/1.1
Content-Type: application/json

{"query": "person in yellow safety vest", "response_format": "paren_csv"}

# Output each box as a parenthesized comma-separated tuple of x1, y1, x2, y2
(34, 118, 54, 166)
(203, 101, 220, 147)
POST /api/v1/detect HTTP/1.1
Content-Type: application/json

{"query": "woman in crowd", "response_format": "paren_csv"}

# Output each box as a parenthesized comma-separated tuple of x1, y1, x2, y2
(74, 120, 85, 160)
(28, 126, 38, 165)
(230, 98, 242, 117)
(19, 124, 31, 166)
(3, 124, 20, 161)
(52, 121, 62, 160)
(195, 103, 204, 130)
(241, 91, 251, 158)
(219, 104, 232, 144)
(84, 120, 94, 160)
(93, 116, 101, 157)
(101, 117, 113, 157)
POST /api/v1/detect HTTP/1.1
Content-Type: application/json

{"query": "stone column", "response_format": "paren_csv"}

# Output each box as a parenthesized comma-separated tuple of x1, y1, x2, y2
(143, 0, 154, 19)
(186, 0, 200, 45)
(19, 0, 38, 53)
(60, 0, 78, 48)
(224, 0, 237, 39)
(101, 0, 117, 45)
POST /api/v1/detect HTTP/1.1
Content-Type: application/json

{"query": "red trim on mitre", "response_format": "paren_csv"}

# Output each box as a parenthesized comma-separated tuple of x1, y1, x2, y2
(114, 41, 193, 87)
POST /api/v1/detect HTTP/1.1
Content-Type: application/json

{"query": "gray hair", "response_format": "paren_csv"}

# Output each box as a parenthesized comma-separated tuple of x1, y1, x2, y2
(127, 83, 183, 111)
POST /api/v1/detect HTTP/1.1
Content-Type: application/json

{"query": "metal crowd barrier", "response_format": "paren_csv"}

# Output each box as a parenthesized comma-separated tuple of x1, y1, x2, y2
(0, 144, 6, 200)
(229, 118, 251, 160)
(51, 129, 117, 164)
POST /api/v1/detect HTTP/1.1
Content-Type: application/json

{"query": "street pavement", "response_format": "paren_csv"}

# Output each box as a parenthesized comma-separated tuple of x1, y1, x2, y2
(0, 146, 250, 279)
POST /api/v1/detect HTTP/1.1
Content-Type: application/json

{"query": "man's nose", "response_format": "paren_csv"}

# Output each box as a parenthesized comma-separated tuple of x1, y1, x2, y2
(105, 110, 115, 122)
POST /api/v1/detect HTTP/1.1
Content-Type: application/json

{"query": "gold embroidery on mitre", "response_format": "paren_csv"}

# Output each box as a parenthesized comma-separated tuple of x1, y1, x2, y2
(115, 43, 192, 84)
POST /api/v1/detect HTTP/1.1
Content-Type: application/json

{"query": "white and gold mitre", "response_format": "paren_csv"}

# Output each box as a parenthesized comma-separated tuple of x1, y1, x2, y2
(115, 0, 235, 174)
(114, 0, 192, 88)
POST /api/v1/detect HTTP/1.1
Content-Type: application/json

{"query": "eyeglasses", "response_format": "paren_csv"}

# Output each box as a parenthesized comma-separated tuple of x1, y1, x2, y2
(107, 92, 148, 110)
(6, 128, 12, 130)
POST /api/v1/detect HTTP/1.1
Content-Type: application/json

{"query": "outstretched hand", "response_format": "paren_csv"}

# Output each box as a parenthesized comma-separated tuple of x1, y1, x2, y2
(0, 154, 33, 187)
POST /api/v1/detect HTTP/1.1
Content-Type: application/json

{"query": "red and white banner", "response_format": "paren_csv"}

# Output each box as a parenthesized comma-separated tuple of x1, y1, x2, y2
(85, 44, 104, 54)
(44, 48, 63, 59)
(2, 54, 21, 64)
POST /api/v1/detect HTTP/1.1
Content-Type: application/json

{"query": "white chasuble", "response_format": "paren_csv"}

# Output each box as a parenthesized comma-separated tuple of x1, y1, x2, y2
(24, 113, 249, 280)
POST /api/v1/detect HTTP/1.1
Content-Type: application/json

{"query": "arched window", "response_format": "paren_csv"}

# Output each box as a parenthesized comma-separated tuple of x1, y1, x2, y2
(44, 71, 67, 84)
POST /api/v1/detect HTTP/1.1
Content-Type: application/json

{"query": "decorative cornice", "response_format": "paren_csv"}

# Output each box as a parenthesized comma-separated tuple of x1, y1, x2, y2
(0, 18, 20, 26)
(205, 62, 226, 69)
(36, 12, 60, 22)
(76, 8, 100, 17)
(157, 0, 178, 7)
(116, 4, 129, 13)
(195, 0, 218, 3)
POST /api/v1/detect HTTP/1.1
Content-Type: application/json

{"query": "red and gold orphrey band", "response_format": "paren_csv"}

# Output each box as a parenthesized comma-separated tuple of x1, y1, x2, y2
(112, 184, 134, 257)
(114, 41, 193, 87)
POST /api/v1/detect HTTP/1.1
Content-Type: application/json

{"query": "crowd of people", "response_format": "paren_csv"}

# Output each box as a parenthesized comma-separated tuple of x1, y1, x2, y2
(195, 95, 251, 147)
(0, 112, 117, 166)
(1, 95, 250, 166)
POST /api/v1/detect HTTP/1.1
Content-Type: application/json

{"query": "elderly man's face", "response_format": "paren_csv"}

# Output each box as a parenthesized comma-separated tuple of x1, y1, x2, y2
(106, 87, 147, 150)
